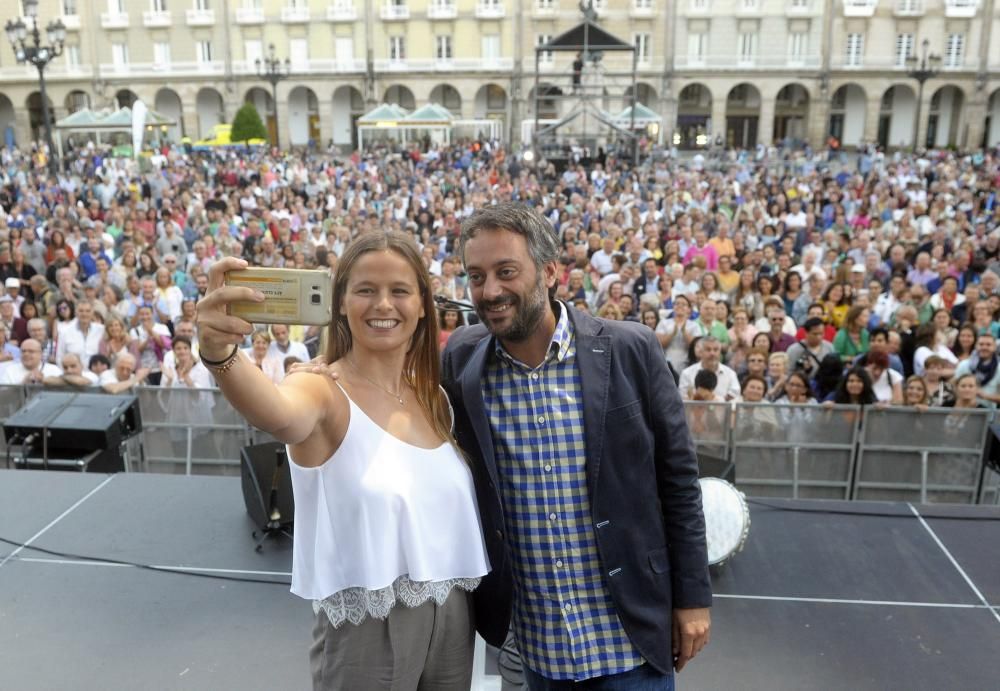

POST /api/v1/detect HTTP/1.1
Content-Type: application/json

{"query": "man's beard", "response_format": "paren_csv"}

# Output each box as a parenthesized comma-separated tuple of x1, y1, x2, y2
(476, 274, 548, 343)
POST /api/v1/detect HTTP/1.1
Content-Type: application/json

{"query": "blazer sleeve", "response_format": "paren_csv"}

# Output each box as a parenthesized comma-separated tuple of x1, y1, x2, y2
(642, 328, 712, 609)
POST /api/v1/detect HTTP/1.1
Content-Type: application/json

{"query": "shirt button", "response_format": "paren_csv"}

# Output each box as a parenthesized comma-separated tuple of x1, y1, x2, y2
(531, 373, 539, 380)
(548, 512, 557, 521)
(537, 415, 545, 424)
(544, 464, 552, 472)
(555, 559, 564, 568)
(564, 602, 573, 612)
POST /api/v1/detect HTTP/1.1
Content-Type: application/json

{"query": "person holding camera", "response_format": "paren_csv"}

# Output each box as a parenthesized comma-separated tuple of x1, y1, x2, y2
(196, 233, 489, 690)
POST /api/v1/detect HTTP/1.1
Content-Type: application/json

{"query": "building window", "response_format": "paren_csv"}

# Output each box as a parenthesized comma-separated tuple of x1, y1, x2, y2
(788, 32, 806, 65)
(894, 33, 913, 68)
(290, 38, 308, 68)
(633, 33, 651, 64)
(634, 0, 652, 7)
(245, 39, 262, 65)
(389, 36, 405, 61)
(537, 34, 553, 64)
(741, 0, 758, 10)
(688, 32, 707, 64)
(335, 37, 353, 64)
(738, 32, 757, 65)
(436, 35, 453, 61)
(107, 0, 126, 13)
(536, 0, 554, 8)
(65, 43, 81, 67)
(196, 40, 213, 63)
(63, 0, 78, 14)
(151, 0, 168, 11)
(945, 33, 964, 68)
(846, 32, 863, 67)
(112, 42, 128, 66)
(154, 42, 170, 66)
(195, 0, 210, 9)
(482, 34, 500, 61)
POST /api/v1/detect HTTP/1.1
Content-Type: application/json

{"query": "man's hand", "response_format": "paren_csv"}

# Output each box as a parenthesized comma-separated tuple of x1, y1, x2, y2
(672, 607, 711, 672)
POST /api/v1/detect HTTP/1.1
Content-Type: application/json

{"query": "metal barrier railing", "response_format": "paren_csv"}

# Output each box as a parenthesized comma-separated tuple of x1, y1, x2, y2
(730, 403, 861, 500)
(855, 407, 992, 504)
(0, 384, 995, 504)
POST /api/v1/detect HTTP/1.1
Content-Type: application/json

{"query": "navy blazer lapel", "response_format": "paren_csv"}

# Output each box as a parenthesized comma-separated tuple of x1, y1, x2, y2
(571, 310, 611, 501)
(461, 335, 500, 490)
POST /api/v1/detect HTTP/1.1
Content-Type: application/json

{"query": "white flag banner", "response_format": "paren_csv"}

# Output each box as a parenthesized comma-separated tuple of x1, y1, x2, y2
(131, 100, 148, 158)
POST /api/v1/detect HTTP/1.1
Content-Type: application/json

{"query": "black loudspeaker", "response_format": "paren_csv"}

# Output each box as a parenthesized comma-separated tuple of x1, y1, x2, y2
(697, 450, 736, 484)
(3, 392, 142, 472)
(240, 441, 294, 550)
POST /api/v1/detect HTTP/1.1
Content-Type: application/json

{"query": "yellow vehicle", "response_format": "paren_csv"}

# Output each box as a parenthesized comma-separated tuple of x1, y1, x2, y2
(193, 124, 268, 149)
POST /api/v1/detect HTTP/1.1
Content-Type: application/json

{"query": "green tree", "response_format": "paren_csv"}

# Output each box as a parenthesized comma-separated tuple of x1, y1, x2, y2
(230, 103, 268, 145)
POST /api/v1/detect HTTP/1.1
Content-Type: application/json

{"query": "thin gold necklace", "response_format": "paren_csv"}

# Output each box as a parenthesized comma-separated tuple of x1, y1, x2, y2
(346, 357, 405, 406)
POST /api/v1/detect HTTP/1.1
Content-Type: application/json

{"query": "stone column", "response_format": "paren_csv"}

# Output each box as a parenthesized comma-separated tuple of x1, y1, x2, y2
(808, 95, 831, 149)
(862, 97, 881, 146)
(710, 95, 726, 141)
(758, 95, 776, 148)
(317, 95, 334, 148)
(962, 93, 987, 150)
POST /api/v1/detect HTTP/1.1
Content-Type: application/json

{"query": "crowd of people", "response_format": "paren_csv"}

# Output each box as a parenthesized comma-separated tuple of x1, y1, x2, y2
(0, 137, 998, 423)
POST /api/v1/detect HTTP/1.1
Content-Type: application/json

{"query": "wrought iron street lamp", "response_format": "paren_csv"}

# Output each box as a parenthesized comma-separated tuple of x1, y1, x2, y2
(906, 38, 941, 150)
(5, 0, 65, 174)
(255, 43, 291, 148)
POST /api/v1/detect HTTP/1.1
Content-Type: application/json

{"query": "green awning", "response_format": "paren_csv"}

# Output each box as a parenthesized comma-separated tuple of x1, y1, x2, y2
(357, 103, 410, 124)
(403, 103, 454, 125)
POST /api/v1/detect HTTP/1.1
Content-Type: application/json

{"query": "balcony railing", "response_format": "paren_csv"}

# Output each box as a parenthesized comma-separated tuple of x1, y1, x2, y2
(327, 3, 357, 20)
(373, 57, 514, 71)
(381, 4, 411, 19)
(281, 6, 311, 22)
(630, 2, 655, 17)
(61, 14, 80, 29)
(944, 0, 978, 16)
(233, 58, 367, 74)
(186, 8, 215, 25)
(428, 2, 458, 18)
(843, 0, 877, 15)
(100, 11, 129, 28)
(894, 0, 924, 14)
(532, 2, 557, 17)
(0, 63, 90, 80)
(99, 60, 225, 77)
(142, 10, 171, 27)
(675, 54, 821, 69)
(476, 2, 506, 18)
(235, 7, 264, 23)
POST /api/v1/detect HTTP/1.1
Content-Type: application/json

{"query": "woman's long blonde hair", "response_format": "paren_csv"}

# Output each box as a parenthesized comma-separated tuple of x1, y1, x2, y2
(324, 231, 452, 446)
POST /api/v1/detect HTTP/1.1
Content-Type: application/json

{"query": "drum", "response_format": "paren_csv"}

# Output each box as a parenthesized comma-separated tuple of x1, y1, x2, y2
(699, 477, 750, 566)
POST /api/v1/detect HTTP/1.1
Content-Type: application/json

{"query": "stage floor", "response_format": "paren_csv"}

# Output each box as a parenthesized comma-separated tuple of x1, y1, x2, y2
(0, 470, 997, 690)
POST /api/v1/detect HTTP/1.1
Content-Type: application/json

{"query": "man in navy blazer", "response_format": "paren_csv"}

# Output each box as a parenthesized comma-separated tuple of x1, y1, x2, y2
(441, 203, 711, 689)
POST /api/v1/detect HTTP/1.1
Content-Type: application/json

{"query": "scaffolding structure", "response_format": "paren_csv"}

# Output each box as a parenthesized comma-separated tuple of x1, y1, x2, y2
(531, 1, 640, 169)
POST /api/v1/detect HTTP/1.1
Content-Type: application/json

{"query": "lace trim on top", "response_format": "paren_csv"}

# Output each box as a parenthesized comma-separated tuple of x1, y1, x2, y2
(312, 574, 481, 628)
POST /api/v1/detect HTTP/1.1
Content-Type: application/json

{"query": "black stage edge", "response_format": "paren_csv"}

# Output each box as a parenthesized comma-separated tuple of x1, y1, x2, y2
(0, 470, 997, 690)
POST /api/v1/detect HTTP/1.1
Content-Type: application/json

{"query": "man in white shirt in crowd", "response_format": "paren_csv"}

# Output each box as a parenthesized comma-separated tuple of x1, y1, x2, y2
(45, 352, 99, 388)
(589, 235, 617, 277)
(0, 339, 62, 385)
(267, 323, 310, 365)
(678, 336, 742, 401)
(99, 352, 151, 394)
(55, 300, 105, 368)
(873, 274, 908, 326)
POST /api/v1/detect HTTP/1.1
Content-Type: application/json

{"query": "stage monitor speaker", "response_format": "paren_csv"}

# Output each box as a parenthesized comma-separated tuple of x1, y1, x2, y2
(3, 392, 142, 452)
(698, 450, 736, 484)
(241, 441, 295, 535)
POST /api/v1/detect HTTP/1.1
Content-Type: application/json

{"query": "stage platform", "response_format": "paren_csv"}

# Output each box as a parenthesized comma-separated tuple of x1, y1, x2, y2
(0, 469, 997, 690)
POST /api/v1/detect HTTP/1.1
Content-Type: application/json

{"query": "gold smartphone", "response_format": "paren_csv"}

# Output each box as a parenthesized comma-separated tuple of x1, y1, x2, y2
(224, 267, 333, 326)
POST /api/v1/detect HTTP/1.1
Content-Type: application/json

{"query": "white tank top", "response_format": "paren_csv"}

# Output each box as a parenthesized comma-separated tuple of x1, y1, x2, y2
(288, 383, 490, 602)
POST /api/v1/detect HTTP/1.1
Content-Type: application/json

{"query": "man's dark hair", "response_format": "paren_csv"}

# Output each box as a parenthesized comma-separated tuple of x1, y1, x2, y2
(803, 317, 824, 331)
(694, 369, 718, 392)
(88, 354, 111, 370)
(459, 202, 560, 271)
(870, 326, 889, 341)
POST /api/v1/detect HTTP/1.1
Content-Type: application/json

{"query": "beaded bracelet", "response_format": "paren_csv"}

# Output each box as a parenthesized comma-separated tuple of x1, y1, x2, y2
(201, 345, 240, 373)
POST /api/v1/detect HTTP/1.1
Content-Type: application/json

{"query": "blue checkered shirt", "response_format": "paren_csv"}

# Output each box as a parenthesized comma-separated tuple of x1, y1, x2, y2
(482, 303, 644, 681)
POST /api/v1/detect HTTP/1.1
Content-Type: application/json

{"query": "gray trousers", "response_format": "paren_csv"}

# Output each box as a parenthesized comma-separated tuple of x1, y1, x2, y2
(309, 589, 475, 691)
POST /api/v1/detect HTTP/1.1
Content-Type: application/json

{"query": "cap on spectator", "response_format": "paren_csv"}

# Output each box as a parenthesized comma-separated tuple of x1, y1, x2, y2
(5, 278, 20, 289)
(0, 295, 12, 303)
(851, 265, 865, 273)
